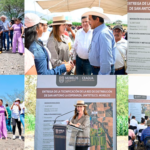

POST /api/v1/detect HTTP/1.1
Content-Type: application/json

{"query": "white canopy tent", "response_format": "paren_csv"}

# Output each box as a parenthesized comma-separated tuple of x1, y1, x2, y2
(36, 0, 127, 16)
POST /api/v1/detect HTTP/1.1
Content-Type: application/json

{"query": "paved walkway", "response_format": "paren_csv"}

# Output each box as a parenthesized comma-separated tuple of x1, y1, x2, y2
(0, 49, 24, 75)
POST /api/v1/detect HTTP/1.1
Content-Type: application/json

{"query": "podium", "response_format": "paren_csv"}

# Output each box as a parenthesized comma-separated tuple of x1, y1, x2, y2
(53, 124, 83, 150)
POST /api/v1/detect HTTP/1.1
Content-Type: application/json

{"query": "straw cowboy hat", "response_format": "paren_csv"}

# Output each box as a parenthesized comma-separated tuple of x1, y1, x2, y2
(74, 100, 87, 107)
(51, 16, 69, 26)
(25, 13, 48, 28)
(82, 7, 110, 22)
(0, 15, 7, 19)
(15, 98, 20, 102)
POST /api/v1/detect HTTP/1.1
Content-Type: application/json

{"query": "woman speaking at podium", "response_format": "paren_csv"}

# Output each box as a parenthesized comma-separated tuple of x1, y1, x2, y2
(69, 100, 90, 150)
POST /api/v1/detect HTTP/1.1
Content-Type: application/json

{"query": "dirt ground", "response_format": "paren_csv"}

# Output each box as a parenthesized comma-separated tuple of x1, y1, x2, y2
(0, 127, 24, 150)
(24, 131, 34, 150)
(24, 135, 129, 150)
(117, 136, 128, 150)
(0, 49, 24, 75)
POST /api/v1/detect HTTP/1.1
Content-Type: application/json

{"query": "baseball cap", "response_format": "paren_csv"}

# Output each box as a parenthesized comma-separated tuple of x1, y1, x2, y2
(113, 25, 123, 32)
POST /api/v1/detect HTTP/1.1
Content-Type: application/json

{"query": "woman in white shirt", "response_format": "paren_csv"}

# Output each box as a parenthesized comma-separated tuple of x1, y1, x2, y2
(11, 98, 22, 140)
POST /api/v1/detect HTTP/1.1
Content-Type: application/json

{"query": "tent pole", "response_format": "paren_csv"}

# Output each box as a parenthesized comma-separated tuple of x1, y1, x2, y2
(99, 0, 101, 7)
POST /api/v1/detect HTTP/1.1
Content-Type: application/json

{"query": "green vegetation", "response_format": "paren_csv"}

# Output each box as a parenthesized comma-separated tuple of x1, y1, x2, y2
(0, 0, 24, 20)
(25, 114, 35, 131)
(117, 75, 128, 136)
(117, 116, 128, 136)
(25, 76, 37, 132)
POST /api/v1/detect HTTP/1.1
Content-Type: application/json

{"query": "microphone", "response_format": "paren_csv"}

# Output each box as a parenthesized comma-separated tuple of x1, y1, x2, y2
(53, 110, 74, 124)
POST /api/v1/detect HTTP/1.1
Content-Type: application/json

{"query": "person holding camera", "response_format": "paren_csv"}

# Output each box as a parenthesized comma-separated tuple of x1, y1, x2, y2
(11, 98, 22, 140)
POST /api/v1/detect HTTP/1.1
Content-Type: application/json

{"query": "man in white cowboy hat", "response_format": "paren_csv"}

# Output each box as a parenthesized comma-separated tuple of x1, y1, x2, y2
(112, 25, 127, 75)
(0, 15, 10, 51)
(82, 8, 116, 75)
(72, 16, 93, 75)
(0, 18, 5, 54)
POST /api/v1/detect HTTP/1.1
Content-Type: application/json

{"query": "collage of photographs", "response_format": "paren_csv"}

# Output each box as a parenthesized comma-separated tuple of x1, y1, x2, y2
(0, 0, 150, 150)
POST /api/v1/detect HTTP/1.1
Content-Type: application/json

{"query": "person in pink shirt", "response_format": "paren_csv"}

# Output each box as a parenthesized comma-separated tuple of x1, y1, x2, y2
(129, 118, 135, 150)
(8, 18, 24, 54)
(0, 99, 8, 140)
(25, 48, 37, 75)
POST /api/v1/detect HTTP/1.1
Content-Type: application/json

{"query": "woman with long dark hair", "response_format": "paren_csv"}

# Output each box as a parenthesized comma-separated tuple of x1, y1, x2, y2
(47, 16, 71, 68)
(25, 13, 73, 75)
(0, 99, 8, 140)
(69, 100, 90, 150)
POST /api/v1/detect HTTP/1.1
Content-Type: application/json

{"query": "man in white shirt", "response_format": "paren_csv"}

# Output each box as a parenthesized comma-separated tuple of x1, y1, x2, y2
(72, 16, 93, 75)
(130, 116, 138, 134)
(0, 15, 10, 51)
(113, 25, 127, 75)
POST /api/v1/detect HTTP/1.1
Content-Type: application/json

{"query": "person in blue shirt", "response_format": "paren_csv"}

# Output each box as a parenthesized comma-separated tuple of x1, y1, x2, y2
(141, 120, 150, 146)
(82, 9, 116, 75)
(25, 13, 73, 75)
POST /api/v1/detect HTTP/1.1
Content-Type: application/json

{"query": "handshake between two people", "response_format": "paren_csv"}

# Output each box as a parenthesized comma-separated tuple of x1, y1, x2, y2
(62, 60, 74, 73)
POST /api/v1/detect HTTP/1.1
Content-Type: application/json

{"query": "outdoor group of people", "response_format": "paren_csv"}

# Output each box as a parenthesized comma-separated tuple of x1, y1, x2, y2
(128, 115, 150, 150)
(25, 9, 127, 75)
(0, 98, 25, 140)
(0, 15, 24, 54)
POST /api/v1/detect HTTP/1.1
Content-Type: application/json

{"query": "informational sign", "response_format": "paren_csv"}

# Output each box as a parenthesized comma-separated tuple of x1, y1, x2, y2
(35, 75, 116, 150)
(127, 0, 150, 73)
(128, 95, 150, 122)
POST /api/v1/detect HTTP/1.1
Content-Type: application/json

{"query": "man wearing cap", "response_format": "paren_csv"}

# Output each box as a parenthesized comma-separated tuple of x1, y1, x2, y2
(0, 19, 5, 54)
(82, 9, 116, 75)
(72, 16, 93, 75)
(141, 120, 150, 147)
(113, 25, 127, 75)
(0, 15, 10, 51)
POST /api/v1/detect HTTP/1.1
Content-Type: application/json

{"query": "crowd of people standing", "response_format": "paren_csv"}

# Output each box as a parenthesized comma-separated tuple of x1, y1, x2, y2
(0, 98, 25, 140)
(25, 9, 127, 75)
(0, 15, 24, 54)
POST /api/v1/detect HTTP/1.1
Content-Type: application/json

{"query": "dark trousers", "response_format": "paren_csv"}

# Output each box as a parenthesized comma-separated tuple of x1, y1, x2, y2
(6, 118, 12, 132)
(10, 30, 13, 47)
(12, 118, 22, 135)
(3, 31, 9, 50)
(92, 65, 115, 75)
(0, 33, 3, 52)
(115, 67, 125, 75)
(76, 55, 92, 75)
(75, 146, 88, 150)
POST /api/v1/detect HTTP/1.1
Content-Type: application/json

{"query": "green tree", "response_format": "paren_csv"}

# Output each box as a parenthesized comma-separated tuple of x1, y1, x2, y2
(0, 0, 24, 20)
(25, 75, 37, 116)
(117, 75, 128, 116)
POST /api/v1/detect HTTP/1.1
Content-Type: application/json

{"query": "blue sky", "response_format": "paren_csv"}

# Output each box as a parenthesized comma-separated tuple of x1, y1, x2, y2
(0, 75, 24, 104)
